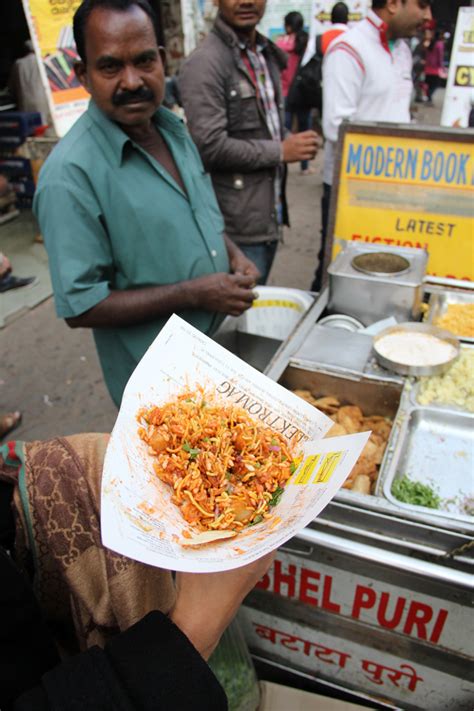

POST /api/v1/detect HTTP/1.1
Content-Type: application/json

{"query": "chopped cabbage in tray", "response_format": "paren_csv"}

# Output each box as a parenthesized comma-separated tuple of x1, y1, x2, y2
(418, 349, 474, 412)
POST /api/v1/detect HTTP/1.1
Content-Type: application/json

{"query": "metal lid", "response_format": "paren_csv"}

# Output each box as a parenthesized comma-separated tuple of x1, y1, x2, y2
(351, 252, 411, 276)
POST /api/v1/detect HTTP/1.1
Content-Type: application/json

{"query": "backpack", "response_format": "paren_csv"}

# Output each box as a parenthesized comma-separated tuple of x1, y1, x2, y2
(286, 54, 323, 111)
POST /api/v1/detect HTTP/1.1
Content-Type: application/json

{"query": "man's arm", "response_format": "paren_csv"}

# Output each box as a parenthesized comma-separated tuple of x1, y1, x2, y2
(322, 44, 365, 143)
(65, 272, 257, 328)
(179, 51, 317, 171)
(34, 179, 257, 329)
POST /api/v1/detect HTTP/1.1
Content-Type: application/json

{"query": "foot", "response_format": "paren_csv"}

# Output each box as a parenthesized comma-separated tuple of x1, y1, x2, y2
(0, 411, 22, 438)
(301, 167, 315, 176)
(0, 274, 37, 293)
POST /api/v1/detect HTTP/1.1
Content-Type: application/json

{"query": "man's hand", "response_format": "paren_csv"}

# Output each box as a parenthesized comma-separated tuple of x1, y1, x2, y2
(225, 237, 260, 282)
(170, 552, 275, 659)
(191, 272, 257, 317)
(282, 131, 319, 163)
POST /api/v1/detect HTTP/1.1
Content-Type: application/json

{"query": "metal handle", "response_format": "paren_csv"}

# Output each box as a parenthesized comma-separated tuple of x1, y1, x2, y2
(295, 527, 474, 589)
(279, 543, 314, 557)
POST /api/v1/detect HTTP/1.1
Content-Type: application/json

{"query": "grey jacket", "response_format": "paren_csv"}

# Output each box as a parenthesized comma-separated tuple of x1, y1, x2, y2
(179, 15, 288, 245)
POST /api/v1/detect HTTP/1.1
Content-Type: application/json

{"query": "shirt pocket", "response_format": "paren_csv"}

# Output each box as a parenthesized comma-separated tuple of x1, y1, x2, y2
(226, 79, 261, 132)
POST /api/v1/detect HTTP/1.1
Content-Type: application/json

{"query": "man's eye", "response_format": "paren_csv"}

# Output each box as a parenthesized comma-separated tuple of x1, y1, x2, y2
(137, 57, 155, 68)
(101, 63, 119, 74)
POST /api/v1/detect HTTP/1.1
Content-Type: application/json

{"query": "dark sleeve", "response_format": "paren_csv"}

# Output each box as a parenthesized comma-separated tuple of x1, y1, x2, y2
(0, 545, 60, 711)
(179, 49, 281, 172)
(15, 611, 228, 711)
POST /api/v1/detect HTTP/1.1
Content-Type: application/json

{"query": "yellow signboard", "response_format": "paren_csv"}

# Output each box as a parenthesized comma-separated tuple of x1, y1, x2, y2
(332, 126, 474, 282)
(22, 0, 89, 136)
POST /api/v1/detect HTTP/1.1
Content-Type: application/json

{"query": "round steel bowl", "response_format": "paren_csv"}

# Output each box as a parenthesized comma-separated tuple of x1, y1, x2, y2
(318, 314, 364, 331)
(351, 252, 411, 277)
(373, 322, 460, 376)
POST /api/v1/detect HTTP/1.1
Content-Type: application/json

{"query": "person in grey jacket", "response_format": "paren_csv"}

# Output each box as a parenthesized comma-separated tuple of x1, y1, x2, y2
(179, 0, 319, 283)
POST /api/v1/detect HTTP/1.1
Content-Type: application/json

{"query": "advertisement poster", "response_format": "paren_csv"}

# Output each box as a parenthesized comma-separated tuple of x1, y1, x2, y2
(331, 124, 474, 282)
(21, 0, 90, 137)
(441, 7, 474, 129)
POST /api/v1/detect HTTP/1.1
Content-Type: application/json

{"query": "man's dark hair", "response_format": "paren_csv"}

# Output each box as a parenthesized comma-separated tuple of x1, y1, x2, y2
(331, 2, 349, 24)
(73, 0, 159, 62)
(284, 11, 308, 56)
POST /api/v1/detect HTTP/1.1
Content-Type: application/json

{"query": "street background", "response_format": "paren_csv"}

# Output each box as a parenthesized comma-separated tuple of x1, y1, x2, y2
(0, 99, 442, 443)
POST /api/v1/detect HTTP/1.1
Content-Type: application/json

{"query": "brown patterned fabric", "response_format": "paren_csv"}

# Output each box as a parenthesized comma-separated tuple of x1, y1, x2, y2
(0, 434, 175, 652)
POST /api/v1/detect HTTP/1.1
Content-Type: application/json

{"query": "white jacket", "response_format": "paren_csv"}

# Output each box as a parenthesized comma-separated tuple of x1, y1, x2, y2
(322, 9, 413, 185)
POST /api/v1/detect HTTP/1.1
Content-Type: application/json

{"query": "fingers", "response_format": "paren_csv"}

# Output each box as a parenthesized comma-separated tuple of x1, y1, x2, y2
(232, 273, 258, 288)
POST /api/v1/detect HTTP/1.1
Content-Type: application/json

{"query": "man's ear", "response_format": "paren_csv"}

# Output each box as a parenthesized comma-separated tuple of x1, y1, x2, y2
(385, 0, 401, 17)
(74, 61, 90, 92)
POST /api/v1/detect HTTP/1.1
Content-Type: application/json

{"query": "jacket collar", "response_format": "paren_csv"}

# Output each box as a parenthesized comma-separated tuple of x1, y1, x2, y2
(366, 8, 391, 55)
(87, 100, 186, 167)
(212, 13, 287, 70)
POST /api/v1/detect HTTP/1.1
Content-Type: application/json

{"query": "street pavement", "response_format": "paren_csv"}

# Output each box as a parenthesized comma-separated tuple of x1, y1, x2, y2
(0, 95, 442, 443)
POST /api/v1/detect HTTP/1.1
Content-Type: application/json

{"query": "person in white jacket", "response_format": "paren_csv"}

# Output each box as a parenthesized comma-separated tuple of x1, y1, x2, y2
(311, 0, 432, 292)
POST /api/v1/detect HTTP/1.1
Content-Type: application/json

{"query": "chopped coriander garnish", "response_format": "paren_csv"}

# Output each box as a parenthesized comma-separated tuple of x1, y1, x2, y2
(290, 461, 298, 474)
(392, 476, 441, 509)
(271, 438, 278, 446)
(249, 514, 263, 526)
(182, 442, 200, 459)
(269, 486, 284, 507)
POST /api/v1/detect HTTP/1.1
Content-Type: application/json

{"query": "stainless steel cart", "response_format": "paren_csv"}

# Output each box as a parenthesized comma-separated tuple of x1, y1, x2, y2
(217, 290, 473, 710)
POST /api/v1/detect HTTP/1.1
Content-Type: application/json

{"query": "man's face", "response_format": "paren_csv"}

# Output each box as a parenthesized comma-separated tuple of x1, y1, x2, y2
(389, 0, 432, 39)
(218, 0, 267, 32)
(75, 6, 165, 127)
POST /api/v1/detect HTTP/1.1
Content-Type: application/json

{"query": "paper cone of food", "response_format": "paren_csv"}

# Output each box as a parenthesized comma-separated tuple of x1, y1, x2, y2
(101, 315, 370, 572)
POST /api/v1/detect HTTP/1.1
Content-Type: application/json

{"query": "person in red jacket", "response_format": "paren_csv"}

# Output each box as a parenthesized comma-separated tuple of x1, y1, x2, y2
(317, 2, 349, 56)
(276, 12, 312, 174)
(423, 25, 445, 104)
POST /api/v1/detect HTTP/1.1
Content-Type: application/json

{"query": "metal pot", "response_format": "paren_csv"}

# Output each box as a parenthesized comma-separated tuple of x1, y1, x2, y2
(328, 243, 428, 326)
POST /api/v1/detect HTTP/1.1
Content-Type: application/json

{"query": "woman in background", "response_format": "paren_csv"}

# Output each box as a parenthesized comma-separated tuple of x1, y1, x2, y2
(277, 12, 312, 175)
(424, 26, 445, 105)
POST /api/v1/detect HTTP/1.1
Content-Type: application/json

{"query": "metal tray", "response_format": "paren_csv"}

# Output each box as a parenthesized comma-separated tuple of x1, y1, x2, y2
(278, 364, 404, 499)
(408, 344, 474, 414)
(381, 405, 474, 524)
(426, 290, 474, 344)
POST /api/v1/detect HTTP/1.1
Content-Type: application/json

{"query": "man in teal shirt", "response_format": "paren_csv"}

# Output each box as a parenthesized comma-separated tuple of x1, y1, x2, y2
(34, 0, 259, 406)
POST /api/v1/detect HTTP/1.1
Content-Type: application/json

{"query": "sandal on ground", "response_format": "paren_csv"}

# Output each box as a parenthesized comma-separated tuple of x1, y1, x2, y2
(0, 274, 36, 293)
(0, 411, 22, 438)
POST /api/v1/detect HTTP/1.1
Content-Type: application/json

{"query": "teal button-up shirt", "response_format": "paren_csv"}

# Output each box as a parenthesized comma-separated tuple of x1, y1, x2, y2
(34, 101, 229, 406)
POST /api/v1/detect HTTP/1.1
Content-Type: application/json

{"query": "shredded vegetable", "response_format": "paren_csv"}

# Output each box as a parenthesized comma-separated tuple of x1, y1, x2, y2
(137, 388, 294, 532)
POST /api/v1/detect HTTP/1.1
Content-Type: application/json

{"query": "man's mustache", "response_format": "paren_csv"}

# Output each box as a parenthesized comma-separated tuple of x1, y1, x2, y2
(112, 87, 155, 106)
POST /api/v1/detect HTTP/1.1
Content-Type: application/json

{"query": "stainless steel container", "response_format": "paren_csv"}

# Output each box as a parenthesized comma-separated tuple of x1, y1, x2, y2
(328, 242, 428, 326)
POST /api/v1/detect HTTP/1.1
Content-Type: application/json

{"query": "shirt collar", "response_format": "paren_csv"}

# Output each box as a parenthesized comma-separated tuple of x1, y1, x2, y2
(366, 8, 391, 55)
(238, 36, 265, 53)
(87, 99, 187, 167)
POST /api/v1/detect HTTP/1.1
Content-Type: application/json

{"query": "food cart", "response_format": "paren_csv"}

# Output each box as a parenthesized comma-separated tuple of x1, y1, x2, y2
(212, 120, 473, 709)
(214, 255, 473, 709)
